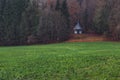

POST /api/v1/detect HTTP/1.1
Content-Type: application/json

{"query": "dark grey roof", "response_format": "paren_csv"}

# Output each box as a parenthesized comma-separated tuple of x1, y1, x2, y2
(74, 22, 82, 30)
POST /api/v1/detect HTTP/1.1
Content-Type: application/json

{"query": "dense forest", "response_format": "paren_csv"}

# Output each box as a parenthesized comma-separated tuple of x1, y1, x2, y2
(0, 0, 120, 45)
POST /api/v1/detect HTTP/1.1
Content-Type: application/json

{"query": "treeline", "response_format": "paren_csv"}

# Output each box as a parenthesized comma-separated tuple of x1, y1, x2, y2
(0, 0, 71, 45)
(0, 0, 120, 46)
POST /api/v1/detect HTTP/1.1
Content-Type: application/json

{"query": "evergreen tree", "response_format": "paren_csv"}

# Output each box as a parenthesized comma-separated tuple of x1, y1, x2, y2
(37, 11, 69, 43)
(55, 0, 60, 11)
(61, 0, 69, 19)
(0, 0, 6, 43)
(61, 0, 71, 38)
(0, 0, 29, 45)
(93, 0, 112, 34)
(20, 0, 40, 44)
(83, 8, 89, 32)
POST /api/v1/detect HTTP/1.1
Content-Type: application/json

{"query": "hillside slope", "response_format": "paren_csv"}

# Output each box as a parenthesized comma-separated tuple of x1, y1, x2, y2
(0, 42, 120, 80)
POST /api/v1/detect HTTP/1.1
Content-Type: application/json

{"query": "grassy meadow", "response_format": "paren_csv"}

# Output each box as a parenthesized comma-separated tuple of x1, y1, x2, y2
(0, 42, 120, 80)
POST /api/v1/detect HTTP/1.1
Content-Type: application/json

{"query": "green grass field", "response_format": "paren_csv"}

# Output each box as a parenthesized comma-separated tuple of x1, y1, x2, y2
(0, 42, 120, 80)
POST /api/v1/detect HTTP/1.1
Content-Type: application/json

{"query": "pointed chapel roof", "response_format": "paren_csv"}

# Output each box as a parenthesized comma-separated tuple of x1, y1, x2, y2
(74, 22, 82, 30)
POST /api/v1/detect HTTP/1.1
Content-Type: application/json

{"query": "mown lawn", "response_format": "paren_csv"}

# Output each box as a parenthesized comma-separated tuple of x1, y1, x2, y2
(0, 42, 120, 80)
